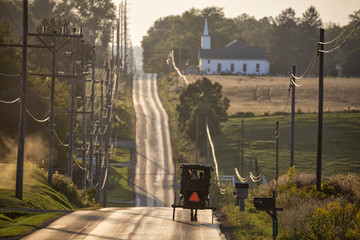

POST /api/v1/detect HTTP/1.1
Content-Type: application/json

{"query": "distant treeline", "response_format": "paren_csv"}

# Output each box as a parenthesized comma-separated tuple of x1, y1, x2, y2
(142, 6, 360, 76)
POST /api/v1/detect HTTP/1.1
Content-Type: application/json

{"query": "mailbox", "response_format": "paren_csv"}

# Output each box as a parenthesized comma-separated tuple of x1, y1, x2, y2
(254, 197, 275, 210)
(235, 182, 249, 199)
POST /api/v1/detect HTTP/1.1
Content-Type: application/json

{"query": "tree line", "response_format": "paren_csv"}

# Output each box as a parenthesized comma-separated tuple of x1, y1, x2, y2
(142, 6, 360, 77)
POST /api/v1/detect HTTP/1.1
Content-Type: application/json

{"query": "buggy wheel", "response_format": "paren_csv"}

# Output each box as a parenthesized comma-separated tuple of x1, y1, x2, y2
(172, 192, 176, 221)
(212, 209, 214, 224)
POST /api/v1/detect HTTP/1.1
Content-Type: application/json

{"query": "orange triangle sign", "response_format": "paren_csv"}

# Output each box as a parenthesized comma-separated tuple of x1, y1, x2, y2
(189, 192, 200, 202)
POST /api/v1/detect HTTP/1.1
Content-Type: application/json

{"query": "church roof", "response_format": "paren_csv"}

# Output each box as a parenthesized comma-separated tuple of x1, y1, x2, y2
(199, 40, 267, 60)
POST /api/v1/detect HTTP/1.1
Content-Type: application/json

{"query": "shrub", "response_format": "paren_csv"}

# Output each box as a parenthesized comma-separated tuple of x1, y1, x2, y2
(51, 173, 95, 208)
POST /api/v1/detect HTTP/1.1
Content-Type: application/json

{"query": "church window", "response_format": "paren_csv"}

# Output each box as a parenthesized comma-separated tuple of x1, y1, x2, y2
(208, 59, 211, 64)
(243, 63, 247, 72)
(256, 63, 260, 72)
(217, 63, 222, 73)
(231, 63, 234, 72)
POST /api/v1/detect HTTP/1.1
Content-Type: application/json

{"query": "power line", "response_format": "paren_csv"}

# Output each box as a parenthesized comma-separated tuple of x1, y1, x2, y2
(0, 73, 20, 77)
(25, 107, 50, 123)
(319, 9, 360, 45)
(319, 21, 360, 54)
(0, 97, 20, 104)
(54, 129, 69, 147)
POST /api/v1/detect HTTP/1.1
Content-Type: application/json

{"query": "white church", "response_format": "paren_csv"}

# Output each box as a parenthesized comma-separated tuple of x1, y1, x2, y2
(198, 18, 270, 75)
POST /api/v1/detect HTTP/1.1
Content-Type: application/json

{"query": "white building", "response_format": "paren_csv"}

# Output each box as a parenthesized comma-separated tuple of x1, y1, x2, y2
(199, 18, 270, 75)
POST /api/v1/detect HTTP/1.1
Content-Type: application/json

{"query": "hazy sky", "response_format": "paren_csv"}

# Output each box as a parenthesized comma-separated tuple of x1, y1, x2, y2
(113, 0, 360, 47)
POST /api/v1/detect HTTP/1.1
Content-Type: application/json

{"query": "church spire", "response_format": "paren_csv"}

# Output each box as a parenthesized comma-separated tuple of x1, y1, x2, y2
(203, 17, 209, 35)
(201, 17, 211, 49)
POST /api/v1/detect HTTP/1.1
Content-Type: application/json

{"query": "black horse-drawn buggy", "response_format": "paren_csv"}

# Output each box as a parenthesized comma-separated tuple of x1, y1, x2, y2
(171, 164, 216, 222)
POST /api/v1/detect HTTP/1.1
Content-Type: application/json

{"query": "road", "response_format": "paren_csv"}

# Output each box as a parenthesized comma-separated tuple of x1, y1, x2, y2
(23, 73, 224, 239)
(23, 207, 224, 239)
(132, 73, 175, 207)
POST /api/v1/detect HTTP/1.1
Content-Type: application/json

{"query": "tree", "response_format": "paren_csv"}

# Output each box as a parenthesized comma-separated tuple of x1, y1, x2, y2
(342, 47, 360, 76)
(176, 78, 229, 143)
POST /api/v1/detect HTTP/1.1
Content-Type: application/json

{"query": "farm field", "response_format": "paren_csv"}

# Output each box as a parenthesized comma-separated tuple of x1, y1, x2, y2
(211, 112, 360, 182)
(188, 75, 360, 115)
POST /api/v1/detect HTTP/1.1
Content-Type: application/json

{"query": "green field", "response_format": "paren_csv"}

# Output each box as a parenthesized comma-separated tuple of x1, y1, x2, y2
(213, 112, 360, 181)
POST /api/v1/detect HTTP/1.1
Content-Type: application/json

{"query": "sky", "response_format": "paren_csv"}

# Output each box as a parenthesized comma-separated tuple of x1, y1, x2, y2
(113, 0, 360, 47)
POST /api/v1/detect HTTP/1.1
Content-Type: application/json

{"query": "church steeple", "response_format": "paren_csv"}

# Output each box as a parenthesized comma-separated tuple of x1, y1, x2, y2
(201, 17, 211, 49)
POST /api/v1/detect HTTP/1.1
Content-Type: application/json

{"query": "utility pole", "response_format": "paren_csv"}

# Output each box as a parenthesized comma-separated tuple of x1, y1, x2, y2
(16, 0, 28, 200)
(206, 116, 210, 163)
(48, 31, 56, 186)
(81, 39, 87, 189)
(316, 29, 324, 192)
(255, 157, 260, 187)
(68, 27, 77, 179)
(120, 1, 123, 73)
(98, 78, 104, 202)
(89, 46, 96, 188)
(115, 5, 120, 100)
(196, 113, 198, 163)
(103, 54, 111, 207)
(290, 66, 296, 167)
(275, 121, 279, 183)
(123, 0, 127, 74)
(241, 119, 244, 176)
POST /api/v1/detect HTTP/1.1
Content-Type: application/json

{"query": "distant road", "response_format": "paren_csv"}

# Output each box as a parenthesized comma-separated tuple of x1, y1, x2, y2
(132, 73, 175, 207)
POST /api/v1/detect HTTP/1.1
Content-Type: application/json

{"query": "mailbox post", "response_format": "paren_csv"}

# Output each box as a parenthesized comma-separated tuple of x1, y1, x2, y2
(254, 191, 283, 239)
(235, 182, 249, 211)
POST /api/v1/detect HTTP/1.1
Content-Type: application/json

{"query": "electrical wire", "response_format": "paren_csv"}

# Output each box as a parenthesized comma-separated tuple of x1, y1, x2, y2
(0, 73, 20, 77)
(169, 50, 189, 85)
(234, 168, 250, 183)
(101, 167, 108, 189)
(319, 21, 360, 54)
(54, 129, 69, 147)
(291, 48, 318, 81)
(0, 97, 20, 104)
(206, 123, 226, 194)
(73, 156, 86, 171)
(319, 9, 360, 45)
(26, 107, 50, 122)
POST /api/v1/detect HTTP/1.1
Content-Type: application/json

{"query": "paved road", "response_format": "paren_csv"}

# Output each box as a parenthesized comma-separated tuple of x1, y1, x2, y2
(132, 73, 175, 207)
(23, 73, 224, 239)
(23, 207, 224, 239)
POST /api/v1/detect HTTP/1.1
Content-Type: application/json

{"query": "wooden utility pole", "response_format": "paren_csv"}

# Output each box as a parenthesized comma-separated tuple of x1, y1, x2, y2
(196, 113, 198, 163)
(276, 121, 279, 182)
(81, 39, 87, 189)
(123, 0, 127, 73)
(241, 119, 244, 176)
(120, 2, 123, 73)
(16, 0, 28, 200)
(115, 6, 120, 100)
(89, 47, 96, 188)
(255, 157, 260, 187)
(97, 78, 104, 201)
(103, 55, 111, 207)
(316, 29, 324, 192)
(290, 65, 296, 167)
(68, 28, 77, 179)
(48, 31, 56, 186)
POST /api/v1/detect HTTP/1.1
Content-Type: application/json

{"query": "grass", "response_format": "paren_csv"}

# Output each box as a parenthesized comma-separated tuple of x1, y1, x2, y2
(215, 112, 360, 180)
(0, 211, 65, 238)
(106, 166, 133, 207)
(0, 162, 80, 238)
